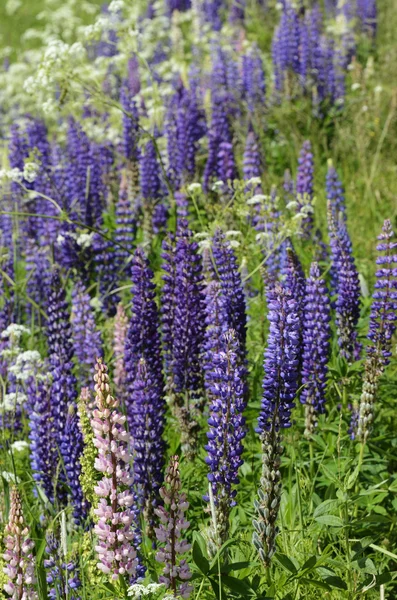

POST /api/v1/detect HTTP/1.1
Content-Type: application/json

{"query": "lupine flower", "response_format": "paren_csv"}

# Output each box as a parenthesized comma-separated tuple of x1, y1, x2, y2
(25, 240, 50, 322)
(71, 279, 103, 387)
(355, 220, 397, 441)
(243, 128, 263, 189)
(113, 303, 129, 402)
(129, 358, 165, 529)
(254, 282, 300, 565)
(160, 221, 205, 455)
(78, 388, 98, 507)
(296, 140, 314, 237)
(92, 358, 139, 581)
(257, 282, 300, 434)
(114, 173, 137, 275)
(205, 329, 247, 545)
(46, 271, 86, 516)
(3, 487, 37, 600)
(125, 248, 164, 416)
(139, 139, 167, 235)
(92, 232, 120, 316)
(203, 281, 229, 400)
(155, 456, 192, 599)
(328, 207, 361, 361)
(326, 161, 346, 221)
(120, 81, 140, 165)
(44, 532, 81, 600)
(61, 405, 89, 523)
(211, 230, 247, 360)
(204, 91, 236, 193)
(357, 0, 377, 38)
(300, 263, 331, 436)
(28, 378, 57, 502)
(241, 46, 266, 113)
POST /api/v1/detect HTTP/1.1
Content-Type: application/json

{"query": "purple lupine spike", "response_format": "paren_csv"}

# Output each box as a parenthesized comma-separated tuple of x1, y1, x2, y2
(326, 161, 346, 221)
(253, 280, 300, 566)
(25, 239, 51, 322)
(71, 279, 103, 387)
(241, 46, 266, 113)
(129, 358, 165, 529)
(202, 0, 224, 30)
(229, 0, 244, 21)
(125, 247, 164, 411)
(92, 232, 120, 317)
(26, 118, 58, 242)
(28, 378, 57, 502)
(166, 0, 191, 14)
(328, 207, 361, 361)
(155, 456, 193, 599)
(171, 219, 206, 397)
(65, 118, 90, 222)
(3, 487, 37, 600)
(203, 281, 229, 397)
(44, 533, 81, 600)
(179, 86, 206, 182)
(127, 55, 141, 96)
(355, 220, 397, 441)
(271, 3, 301, 96)
(257, 281, 300, 433)
(114, 173, 137, 275)
(60, 405, 89, 523)
(357, 0, 377, 38)
(160, 233, 177, 383)
(46, 271, 86, 516)
(140, 140, 162, 201)
(282, 245, 305, 316)
(296, 140, 314, 237)
(92, 359, 139, 582)
(85, 141, 106, 228)
(300, 262, 331, 436)
(211, 230, 247, 359)
(113, 302, 129, 402)
(165, 93, 181, 189)
(243, 128, 263, 188)
(205, 329, 247, 545)
(120, 80, 140, 164)
(299, 18, 309, 86)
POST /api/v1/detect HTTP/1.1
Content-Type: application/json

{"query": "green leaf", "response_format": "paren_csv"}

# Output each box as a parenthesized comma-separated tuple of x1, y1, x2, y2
(300, 556, 317, 572)
(345, 465, 360, 490)
(313, 499, 340, 519)
(273, 553, 298, 574)
(192, 540, 210, 575)
(300, 578, 331, 591)
(221, 574, 255, 596)
(324, 576, 348, 590)
(315, 515, 344, 527)
(222, 561, 258, 574)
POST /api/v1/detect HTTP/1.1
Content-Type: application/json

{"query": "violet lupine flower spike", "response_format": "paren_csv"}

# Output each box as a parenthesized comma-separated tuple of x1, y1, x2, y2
(203, 281, 229, 401)
(253, 282, 300, 566)
(296, 140, 314, 238)
(3, 487, 38, 600)
(124, 247, 164, 421)
(211, 230, 247, 362)
(326, 160, 346, 222)
(205, 329, 247, 548)
(71, 279, 103, 388)
(328, 205, 361, 362)
(300, 263, 331, 437)
(44, 532, 81, 600)
(92, 358, 139, 582)
(129, 358, 165, 532)
(155, 456, 193, 599)
(355, 220, 397, 442)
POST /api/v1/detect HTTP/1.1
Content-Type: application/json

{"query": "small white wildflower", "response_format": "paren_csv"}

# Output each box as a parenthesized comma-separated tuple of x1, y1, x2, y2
(286, 200, 298, 210)
(247, 194, 266, 206)
(1, 471, 20, 483)
(362, 105, 368, 112)
(246, 176, 261, 187)
(11, 441, 29, 453)
(89, 297, 103, 311)
(3, 392, 28, 409)
(23, 162, 40, 183)
(5, 0, 22, 16)
(228, 240, 240, 249)
(75, 232, 95, 249)
(9, 351, 43, 382)
(374, 85, 383, 94)
(225, 230, 241, 237)
(212, 180, 224, 191)
(351, 83, 361, 91)
(108, 0, 125, 12)
(187, 182, 202, 193)
(1, 324, 30, 341)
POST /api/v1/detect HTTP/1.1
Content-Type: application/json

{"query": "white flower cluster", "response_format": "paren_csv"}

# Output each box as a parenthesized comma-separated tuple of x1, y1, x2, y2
(127, 583, 173, 600)
(0, 162, 40, 185)
(2, 392, 28, 412)
(9, 351, 44, 383)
